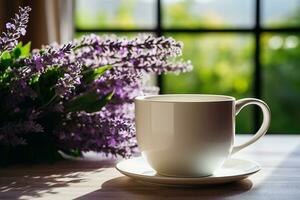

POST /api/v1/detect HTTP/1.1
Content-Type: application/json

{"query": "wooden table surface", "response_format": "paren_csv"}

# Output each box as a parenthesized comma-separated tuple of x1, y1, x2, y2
(0, 135, 300, 200)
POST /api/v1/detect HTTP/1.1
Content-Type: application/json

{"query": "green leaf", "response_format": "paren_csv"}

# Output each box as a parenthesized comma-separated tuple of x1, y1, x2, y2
(32, 67, 63, 106)
(15, 42, 23, 48)
(29, 74, 40, 85)
(65, 90, 114, 113)
(0, 51, 12, 67)
(0, 51, 11, 60)
(10, 42, 31, 60)
(11, 42, 31, 59)
(20, 42, 31, 58)
(12, 46, 22, 59)
(12, 42, 22, 59)
(82, 65, 112, 84)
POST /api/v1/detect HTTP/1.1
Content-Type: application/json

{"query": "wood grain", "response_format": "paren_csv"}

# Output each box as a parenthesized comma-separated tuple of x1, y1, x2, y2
(0, 135, 300, 200)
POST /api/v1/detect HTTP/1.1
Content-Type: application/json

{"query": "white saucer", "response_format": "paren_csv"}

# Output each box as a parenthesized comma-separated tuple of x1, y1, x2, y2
(116, 157, 260, 186)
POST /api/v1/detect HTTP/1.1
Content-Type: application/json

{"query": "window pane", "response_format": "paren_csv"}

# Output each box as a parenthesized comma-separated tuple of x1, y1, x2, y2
(163, 34, 254, 133)
(75, 0, 156, 29)
(262, 0, 300, 28)
(262, 33, 300, 133)
(162, 0, 254, 28)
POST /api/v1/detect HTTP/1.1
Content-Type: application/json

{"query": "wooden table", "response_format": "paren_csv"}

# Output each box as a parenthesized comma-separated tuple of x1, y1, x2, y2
(0, 135, 300, 200)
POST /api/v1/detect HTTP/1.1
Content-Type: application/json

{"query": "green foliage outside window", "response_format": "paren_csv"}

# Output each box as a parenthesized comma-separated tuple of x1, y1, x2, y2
(75, 0, 300, 133)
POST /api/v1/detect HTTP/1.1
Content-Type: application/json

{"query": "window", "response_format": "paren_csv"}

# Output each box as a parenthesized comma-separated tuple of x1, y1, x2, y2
(75, 0, 300, 134)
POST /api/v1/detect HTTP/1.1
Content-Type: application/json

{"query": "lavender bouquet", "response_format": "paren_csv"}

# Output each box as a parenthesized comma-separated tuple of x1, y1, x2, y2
(0, 7, 192, 164)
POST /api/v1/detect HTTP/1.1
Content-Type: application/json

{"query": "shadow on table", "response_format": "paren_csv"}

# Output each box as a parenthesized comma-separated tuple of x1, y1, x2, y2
(0, 160, 115, 199)
(75, 176, 253, 200)
(247, 143, 300, 199)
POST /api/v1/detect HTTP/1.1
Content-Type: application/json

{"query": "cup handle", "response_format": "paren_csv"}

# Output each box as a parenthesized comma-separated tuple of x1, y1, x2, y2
(231, 98, 271, 154)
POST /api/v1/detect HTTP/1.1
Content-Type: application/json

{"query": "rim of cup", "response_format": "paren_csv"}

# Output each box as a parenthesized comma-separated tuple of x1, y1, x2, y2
(135, 94, 236, 103)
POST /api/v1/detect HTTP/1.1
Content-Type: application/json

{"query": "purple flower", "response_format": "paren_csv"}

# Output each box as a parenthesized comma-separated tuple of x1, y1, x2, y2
(33, 55, 43, 71)
(10, 42, 75, 99)
(0, 7, 193, 158)
(0, 109, 43, 146)
(0, 6, 31, 51)
(20, 28, 26, 36)
(55, 62, 82, 98)
(6, 23, 15, 30)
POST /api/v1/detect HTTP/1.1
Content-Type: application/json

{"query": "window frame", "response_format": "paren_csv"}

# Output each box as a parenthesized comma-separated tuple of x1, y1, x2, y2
(75, 0, 300, 133)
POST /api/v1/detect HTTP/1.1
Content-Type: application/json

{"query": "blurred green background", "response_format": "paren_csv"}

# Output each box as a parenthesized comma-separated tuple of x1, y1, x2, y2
(75, 0, 300, 134)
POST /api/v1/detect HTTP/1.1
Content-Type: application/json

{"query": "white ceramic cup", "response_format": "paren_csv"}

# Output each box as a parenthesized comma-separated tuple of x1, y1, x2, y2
(135, 94, 271, 177)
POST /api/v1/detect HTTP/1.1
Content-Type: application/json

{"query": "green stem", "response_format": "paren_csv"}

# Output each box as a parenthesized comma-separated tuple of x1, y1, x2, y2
(39, 94, 58, 110)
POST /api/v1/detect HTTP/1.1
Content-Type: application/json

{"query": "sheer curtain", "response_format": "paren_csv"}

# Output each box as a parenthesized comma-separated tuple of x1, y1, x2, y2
(0, 0, 74, 48)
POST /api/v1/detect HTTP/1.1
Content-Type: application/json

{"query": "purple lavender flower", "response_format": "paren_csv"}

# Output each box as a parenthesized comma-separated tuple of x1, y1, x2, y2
(55, 107, 136, 157)
(0, 6, 31, 52)
(11, 43, 75, 99)
(6, 23, 15, 30)
(0, 109, 43, 146)
(22, 43, 74, 76)
(73, 34, 193, 84)
(0, 6, 193, 159)
(55, 62, 82, 98)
